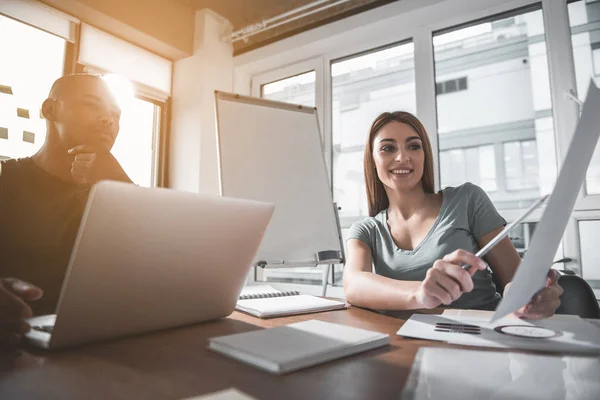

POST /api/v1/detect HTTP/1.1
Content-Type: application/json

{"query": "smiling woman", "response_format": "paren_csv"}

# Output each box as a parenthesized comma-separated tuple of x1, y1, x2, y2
(342, 111, 562, 319)
(363, 112, 434, 217)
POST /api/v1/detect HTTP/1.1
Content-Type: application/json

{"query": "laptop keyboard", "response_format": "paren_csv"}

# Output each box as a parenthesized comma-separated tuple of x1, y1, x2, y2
(32, 325, 54, 334)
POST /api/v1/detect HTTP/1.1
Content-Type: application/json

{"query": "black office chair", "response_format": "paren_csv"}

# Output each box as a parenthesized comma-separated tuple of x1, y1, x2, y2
(490, 258, 600, 319)
(555, 275, 600, 319)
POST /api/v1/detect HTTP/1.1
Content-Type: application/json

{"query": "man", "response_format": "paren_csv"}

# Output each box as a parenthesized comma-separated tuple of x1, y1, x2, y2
(0, 74, 133, 346)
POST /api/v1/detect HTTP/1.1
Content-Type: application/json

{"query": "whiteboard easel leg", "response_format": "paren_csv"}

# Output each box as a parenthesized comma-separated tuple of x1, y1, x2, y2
(322, 264, 331, 297)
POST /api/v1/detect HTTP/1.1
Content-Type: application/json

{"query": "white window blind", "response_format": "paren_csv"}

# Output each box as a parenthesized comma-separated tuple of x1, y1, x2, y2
(78, 24, 172, 97)
(0, 0, 78, 42)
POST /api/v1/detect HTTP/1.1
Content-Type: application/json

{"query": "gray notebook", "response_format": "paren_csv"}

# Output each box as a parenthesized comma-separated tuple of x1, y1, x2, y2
(208, 319, 389, 374)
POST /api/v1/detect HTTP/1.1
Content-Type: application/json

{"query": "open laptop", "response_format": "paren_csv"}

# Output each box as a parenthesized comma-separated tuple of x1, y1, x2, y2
(25, 181, 274, 349)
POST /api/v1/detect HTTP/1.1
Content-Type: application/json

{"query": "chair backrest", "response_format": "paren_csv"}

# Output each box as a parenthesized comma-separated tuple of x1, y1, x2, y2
(555, 275, 600, 319)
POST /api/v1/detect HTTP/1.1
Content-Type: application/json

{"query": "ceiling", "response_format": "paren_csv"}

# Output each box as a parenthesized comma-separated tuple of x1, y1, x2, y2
(181, 0, 397, 54)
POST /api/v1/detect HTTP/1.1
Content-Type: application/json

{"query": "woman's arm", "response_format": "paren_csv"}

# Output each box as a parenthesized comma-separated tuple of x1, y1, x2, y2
(343, 239, 422, 310)
(478, 227, 521, 289)
(343, 239, 486, 310)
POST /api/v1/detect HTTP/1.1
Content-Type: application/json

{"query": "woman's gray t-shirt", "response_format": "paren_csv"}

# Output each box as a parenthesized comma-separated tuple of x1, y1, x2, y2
(347, 182, 506, 309)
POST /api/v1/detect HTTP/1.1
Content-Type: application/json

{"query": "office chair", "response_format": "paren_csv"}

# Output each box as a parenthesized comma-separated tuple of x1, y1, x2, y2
(555, 275, 600, 319)
(491, 258, 600, 319)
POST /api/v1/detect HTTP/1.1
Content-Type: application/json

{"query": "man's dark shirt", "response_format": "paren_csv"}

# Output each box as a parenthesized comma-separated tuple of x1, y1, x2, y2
(0, 158, 89, 315)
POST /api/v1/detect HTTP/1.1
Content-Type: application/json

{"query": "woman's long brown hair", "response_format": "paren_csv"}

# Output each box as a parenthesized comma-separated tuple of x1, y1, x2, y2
(364, 111, 435, 217)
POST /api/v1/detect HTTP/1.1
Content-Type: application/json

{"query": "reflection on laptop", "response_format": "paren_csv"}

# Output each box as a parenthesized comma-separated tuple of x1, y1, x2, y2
(25, 181, 274, 349)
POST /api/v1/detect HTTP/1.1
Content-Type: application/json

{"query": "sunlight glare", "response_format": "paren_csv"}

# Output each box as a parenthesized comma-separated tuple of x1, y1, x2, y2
(102, 74, 134, 108)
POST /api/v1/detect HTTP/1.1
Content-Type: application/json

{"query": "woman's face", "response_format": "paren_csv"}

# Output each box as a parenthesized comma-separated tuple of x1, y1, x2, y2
(372, 121, 425, 192)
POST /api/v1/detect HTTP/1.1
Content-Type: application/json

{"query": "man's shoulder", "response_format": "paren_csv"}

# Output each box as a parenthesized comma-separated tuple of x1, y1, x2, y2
(0, 157, 34, 175)
(0, 158, 37, 196)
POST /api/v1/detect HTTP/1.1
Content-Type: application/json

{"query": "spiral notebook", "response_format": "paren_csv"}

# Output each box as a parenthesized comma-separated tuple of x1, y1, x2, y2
(236, 285, 347, 318)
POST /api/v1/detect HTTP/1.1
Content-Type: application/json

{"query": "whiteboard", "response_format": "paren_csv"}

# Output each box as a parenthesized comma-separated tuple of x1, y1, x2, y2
(215, 92, 342, 265)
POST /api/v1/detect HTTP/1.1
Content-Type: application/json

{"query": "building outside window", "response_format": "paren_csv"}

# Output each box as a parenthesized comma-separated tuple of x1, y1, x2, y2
(569, 0, 600, 292)
(0, 15, 66, 160)
(331, 42, 417, 226)
(433, 7, 557, 211)
(261, 71, 316, 107)
(569, 0, 600, 194)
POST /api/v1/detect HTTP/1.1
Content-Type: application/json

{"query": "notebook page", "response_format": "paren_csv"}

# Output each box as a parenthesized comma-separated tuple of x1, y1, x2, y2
(236, 295, 345, 317)
(239, 285, 281, 297)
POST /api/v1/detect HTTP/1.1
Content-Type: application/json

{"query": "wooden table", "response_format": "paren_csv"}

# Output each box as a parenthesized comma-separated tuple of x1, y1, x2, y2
(0, 307, 455, 400)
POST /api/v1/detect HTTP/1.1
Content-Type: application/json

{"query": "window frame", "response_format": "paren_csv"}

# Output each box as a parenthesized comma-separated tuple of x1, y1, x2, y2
(240, 0, 599, 288)
(251, 57, 324, 124)
(329, 38, 417, 226)
(77, 63, 168, 188)
(0, 8, 171, 189)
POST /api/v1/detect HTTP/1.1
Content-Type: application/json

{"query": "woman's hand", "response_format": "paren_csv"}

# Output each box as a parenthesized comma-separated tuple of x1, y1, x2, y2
(414, 250, 488, 309)
(510, 269, 563, 320)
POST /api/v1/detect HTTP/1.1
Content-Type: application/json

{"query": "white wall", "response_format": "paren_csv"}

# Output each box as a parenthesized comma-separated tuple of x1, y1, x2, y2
(169, 9, 234, 194)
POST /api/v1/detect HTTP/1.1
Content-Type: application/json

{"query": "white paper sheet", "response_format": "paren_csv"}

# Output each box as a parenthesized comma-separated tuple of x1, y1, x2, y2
(239, 285, 281, 297)
(402, 348, 600, 400)
(493, 81, 600, 321)
(397, 312, 600, 353)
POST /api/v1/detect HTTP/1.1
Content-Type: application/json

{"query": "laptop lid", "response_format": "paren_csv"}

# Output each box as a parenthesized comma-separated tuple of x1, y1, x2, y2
(47, 181, 274, 348)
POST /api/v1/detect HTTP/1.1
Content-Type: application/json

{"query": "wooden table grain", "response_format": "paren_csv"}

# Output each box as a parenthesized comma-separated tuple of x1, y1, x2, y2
(0, 306, 454, 400)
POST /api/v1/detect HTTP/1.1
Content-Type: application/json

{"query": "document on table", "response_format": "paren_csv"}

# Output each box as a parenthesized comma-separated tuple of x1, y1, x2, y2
(397, 310, 600, 354)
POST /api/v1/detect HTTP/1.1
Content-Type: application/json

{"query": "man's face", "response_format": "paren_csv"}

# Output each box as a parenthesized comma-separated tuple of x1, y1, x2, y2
(54, 78, 121, 152)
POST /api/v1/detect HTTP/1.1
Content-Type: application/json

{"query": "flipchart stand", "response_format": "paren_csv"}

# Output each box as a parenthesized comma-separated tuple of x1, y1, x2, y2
(254, 203, 345, 297)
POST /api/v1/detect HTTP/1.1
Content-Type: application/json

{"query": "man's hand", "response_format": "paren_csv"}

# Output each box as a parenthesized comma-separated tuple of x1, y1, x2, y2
(510, 269, 563, 320)
(0, 278, 43, 347)
(69, 145, 132, 185)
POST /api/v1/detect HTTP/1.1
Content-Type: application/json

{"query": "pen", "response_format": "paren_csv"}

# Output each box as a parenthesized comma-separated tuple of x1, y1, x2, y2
(462, 194, 549, 271)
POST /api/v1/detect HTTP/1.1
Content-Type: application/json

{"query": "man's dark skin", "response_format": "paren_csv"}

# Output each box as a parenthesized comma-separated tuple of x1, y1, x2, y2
(0, 74, 133, 347)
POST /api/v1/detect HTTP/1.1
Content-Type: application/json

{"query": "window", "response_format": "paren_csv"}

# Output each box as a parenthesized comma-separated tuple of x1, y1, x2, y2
(569, 0, 600, 194)
(0, 14, 167, 188)
(509, 222, 536, 257)
(504, 140, 539, 191)
(109, 95, 162, 188)
(440, 145, 497, 192)
(261, 71, 316, 107)
(434, 7, 557, 210)
(578, 220, 600, 291)
(332, 42, 416, 225)
(22, 131, 35, 144)
(0, 15, 66, 160)
(436, 77, 468, 95)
